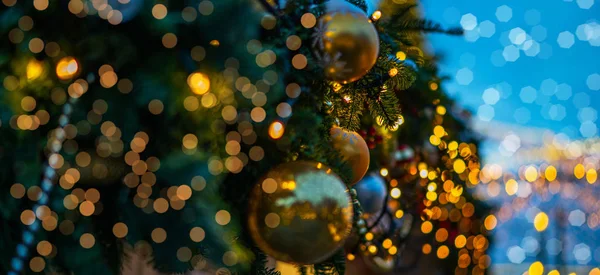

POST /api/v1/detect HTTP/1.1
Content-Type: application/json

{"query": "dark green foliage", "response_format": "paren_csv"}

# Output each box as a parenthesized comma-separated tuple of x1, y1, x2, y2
(250, 249, 281, 275)
(0, 0, 483, 274)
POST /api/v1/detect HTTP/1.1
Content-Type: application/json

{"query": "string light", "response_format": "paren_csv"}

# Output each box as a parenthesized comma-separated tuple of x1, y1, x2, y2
(187, 72, 210, 95)
(371, 11, 382, 21)
(268, 121, 284, 139)
(56, 57, 78, 80)
(27, 59, 44, 80)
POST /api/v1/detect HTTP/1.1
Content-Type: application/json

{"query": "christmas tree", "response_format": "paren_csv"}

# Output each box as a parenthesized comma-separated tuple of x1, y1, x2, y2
(0, 0, 489, 274)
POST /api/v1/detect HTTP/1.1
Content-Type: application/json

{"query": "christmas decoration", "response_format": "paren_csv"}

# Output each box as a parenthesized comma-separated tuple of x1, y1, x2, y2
(330, 126, 370, 185)
(393, 144, 415, 163)
(359, 127, 384, 149)
(247, 161, 353, 264)
(314, 0, 380, 83)
(354, 173, 387, 217)
(0, 0, 488, 274)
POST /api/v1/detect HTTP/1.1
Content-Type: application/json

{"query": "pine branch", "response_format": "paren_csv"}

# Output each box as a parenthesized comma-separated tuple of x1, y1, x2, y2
(332, 250, 346, 275)
(367, 88, 401, 129)
(250, 249, 281, 275)
(394, 19, 464, 35)
(387, 65, 417, 91)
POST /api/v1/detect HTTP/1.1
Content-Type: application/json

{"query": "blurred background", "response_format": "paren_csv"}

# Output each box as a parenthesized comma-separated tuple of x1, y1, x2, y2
(421, 0, 600, 274)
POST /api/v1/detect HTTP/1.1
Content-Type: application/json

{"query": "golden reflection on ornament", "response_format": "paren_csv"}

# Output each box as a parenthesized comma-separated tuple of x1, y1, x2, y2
(187, 72, 210, 95)
(316, 7, 379, 83)
(248, 161, 352, 264)
(56, 57, 79, 80)
(329, 126, 369, 184)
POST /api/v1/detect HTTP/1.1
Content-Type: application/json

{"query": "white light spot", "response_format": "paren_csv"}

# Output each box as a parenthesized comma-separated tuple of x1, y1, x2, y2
(524, 40, 540, 56)
(460, 13, 478, 31)
(587, 73, 600, 90)
(495, 82, 513, 98)
(556, 83, 573, 100)
(573, 92, 591, 108)
(548, 104, 567, 121)
(568, 210, 586, 226)
(479, 20, 496, 38)
(503, 45, 520, 62)
(482, 88, 500, 105)
(578, 107, 598, 122)
(546, 238, 562, 255)
(496, 5, 513, 22)
(576, 0, 594, 9)
(499, 133, 521, 156)
(507, 246, 526, 264)
(520, 86, 537, 103)
(557, 31, 575, 48)
(540, 78, 558, 96)
(580, 121, 597, 137)
(531, 25, 547, 41)
(514, 107, 531, 124)
(477, 104, 495, 121)
(509, 27, 527, 45)
(574, 243, 591, 264)
(522, 236, 540, 255)
(464, 28, 481, 42)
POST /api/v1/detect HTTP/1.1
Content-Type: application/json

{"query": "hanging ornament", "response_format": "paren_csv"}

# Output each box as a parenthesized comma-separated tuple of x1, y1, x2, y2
(359, 127, 384, 149)
(330, 126, 370, 185)
(248, 161, 353, 264)
(354, 173, 386, 217)
(393, 144, 415, 164)
(313, 0, 380, 84)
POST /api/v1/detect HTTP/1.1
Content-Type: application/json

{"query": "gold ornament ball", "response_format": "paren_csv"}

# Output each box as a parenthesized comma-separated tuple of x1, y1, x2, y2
(316, 6, 379, 83)
(248, 161, 353, 264)
(330, 126, 370, 185)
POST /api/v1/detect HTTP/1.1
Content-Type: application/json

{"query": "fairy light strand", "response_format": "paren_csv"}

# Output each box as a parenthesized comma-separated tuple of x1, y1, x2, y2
(8, 97, 78, 275)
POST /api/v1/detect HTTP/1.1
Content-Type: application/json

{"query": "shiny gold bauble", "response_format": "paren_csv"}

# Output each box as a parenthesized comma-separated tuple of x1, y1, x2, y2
(330, 126, 370, 185)
(248, 161, 353, 264)
(316, 7, 379, 83)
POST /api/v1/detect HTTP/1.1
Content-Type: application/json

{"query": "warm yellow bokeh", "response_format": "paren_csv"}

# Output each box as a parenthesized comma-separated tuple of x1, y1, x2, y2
(528, 261, 544, 275)
(27, 59, 44, 80)
(534, 212, 549, 232)
(187, 72, 210, 95)
(56, 57, 78, 80)
(525, 166, 538, 182)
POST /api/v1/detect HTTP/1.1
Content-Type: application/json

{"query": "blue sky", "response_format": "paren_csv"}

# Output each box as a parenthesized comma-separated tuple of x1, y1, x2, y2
(417, 1, 600, 268)
(420, 0, 600, 144)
